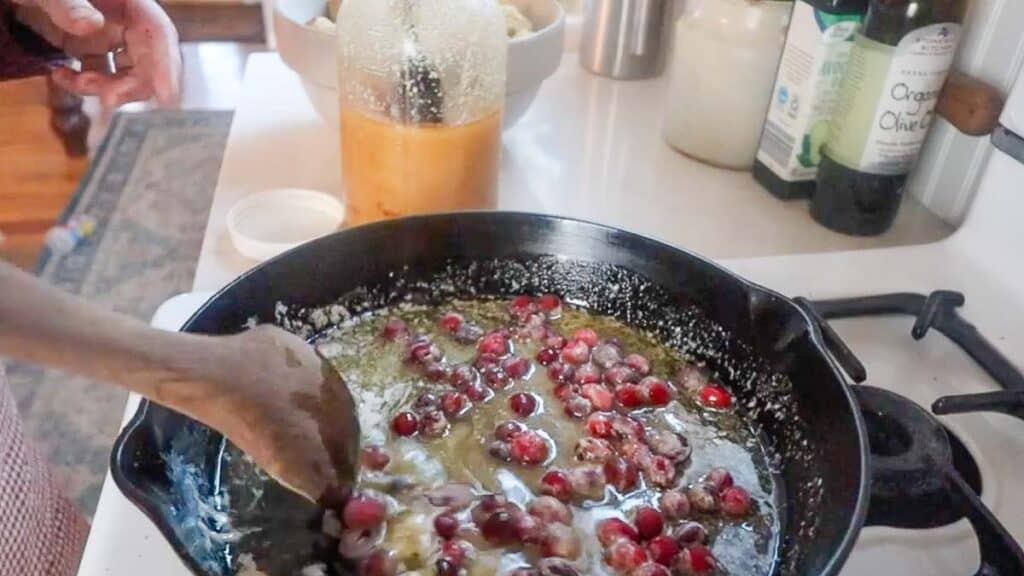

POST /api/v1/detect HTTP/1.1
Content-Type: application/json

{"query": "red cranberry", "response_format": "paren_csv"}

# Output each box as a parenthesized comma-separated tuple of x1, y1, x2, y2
(604, 364, 639, 386)
(478, 332, 510, 356)
(560, 340, 591, 365)
(643, 455, 678, 489)
(619, 440, 653, 469)
(640, 377, 673, 406)
(553, 383, 576, 402)
(591, 342, 622, 369)
(441, 391, 470, 419)
(647, 430, 691, 463)
(484, 368, 511, 390)
(413, 392, 441, 412)
(611, 415, 646, 441)
(568, 465, 607, 500)
(698, 384, 733, 409)
(537, 294, 562, 316)
(449, 364, 478, 388)
(409, 340, 442, 364)
(528, 495, 573, 524)
(439, 312, 464, 332)
(542, 523, 581, 559)
(580, 384, 614, 411)
(424, 362, 451, 382)
(380, 318, 408, 341)
(647, 535, 679, 566)
(673, 522, 707, 548)
(596, 517, 639, 547)
(391, 411, 419, 436)
(540, 470, 573, 502)
(343, 495, 387, 530)
(622, 353, 651, 376)
(503, 356, 532, 379)
(544, 334, 567, 349)
(633, 506, 664, 541)
(514, 511, 546, 545)
(434, 513, 459, 539)
(604, 457, 639, 492)
(632, 562, 671, 576)
(547, 361, 575, 382)
(510, 392, 539, 417)
(605, 539, 649, 571)
(489, 440, 512, 461)
(563, 395, 594, 419)
(481, 510, 519, 544)
(675, 544, 715, 575)
(495, 420, 526, 441)
(359, 548, 398, 576)
(706, 467, 734, 492)
(473, 494, 508, 519)
(615, 384, 646, 408)
(721, 486, 753, 517)
(463, 382, 491, 402)
(659, 490, 691, 520)
(685, 484, 719, 514)
(571, 328, 600, 348)
(419, 410, 449, 438)
(586, 412, 614, 438)
(536, 347, 560, 366)
(572, 363, 602, 385)
(441, 539, 471, 566)
(574, 437, 614, 462)
(454, 322, 485, 344)
(510, 295, 536, 316)
(510, 431, 550, 465)
(434, 559, 458, 576)
(360, 445, 391, 470)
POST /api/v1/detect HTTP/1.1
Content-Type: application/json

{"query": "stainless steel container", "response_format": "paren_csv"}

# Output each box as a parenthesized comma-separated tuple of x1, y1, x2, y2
(579, 0, 674, 80)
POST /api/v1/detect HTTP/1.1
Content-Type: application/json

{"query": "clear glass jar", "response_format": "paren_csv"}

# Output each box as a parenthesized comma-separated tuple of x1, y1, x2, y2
(662, 0, 793, 170)
(336, 0, 507, 226)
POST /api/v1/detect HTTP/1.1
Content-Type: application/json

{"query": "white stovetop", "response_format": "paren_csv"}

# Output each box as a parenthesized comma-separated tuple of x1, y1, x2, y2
(78, 53, 1024, 576)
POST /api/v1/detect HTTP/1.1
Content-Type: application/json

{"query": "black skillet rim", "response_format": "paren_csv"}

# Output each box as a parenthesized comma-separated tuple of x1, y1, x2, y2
(109, 211, 871, 576)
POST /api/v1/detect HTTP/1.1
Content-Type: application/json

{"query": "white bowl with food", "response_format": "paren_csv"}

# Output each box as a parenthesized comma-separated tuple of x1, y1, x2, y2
(274, 0, 566, 130)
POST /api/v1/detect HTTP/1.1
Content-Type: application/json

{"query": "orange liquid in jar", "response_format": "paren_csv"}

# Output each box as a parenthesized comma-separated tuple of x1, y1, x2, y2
(340, 107, 502, 226)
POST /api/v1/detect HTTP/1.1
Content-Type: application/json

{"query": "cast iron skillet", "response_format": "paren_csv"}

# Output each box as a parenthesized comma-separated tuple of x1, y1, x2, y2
(110, 212, 871, 576)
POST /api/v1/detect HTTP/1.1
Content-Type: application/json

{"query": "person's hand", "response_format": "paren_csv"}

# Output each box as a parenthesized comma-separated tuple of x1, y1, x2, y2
(13, 0, 182, 107)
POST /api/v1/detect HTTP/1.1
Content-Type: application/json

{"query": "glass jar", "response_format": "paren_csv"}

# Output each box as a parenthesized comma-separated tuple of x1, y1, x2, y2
(662, 0, 793, 170)
(336, 0, 507, 226)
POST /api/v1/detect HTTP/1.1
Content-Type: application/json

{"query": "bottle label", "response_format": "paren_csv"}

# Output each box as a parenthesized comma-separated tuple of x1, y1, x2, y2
(756, 1, 863, 182)
(826, 23, 961, 175)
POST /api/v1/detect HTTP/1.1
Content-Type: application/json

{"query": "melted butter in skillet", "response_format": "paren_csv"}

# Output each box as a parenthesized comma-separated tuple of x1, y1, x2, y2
(317, 300, 781, 575)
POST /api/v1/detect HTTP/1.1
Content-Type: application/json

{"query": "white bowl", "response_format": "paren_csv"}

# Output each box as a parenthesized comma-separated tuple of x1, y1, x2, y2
(273, 0, 566, 130)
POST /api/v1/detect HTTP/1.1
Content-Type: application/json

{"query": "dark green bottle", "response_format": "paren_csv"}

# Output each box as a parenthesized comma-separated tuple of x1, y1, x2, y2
(754, 0, 869, 201)
(811, 0, 965, 235)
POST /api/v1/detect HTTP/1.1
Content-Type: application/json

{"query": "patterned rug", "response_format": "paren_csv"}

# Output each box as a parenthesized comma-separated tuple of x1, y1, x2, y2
(6, 110, 232, 518)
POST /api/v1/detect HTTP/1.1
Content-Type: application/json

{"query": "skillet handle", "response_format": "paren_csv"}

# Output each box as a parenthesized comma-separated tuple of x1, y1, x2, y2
(944, 468, 1024, 576)
(793, 297, 867, 383)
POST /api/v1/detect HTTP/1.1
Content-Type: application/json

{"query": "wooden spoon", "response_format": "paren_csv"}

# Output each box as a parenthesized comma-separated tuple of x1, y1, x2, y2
(0, 262, 360, 503)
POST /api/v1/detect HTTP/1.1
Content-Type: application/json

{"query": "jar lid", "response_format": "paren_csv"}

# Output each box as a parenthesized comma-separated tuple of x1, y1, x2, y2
(227, 188, 345, 261)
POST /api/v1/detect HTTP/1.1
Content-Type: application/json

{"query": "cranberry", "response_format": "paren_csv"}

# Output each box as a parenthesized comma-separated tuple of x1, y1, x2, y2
(360, 445, 391, 470)
(580, 383, 614, 411)
(515, 511, 546, 545)
(510, 392, 539, 417)
(463, 382, 491, 402)
(510, 431, 550, 465)
(413, 392, 441, 412)
(540, 470, 573, 502)
(604, 364, 639, 386)
(488, 440, 512, 461)
(721, 486, 753, 516)
(454, 322, 485, 344)
(647, 535, 679, 566)
(659, 490, 692, 520)
(472, 494, 509, 520)
(571, 328, 600, 348)
(482, 510, 519, 544)
(615, 384, 646, 408)
(528, 495, 573, 524)
(424, 362, 451, 382)
(673, 522, 707, 548)
(698, 384, 733, 409)
(568, 465, 607, 500)
(544, 334, 567, 349)
(503, 356, 532, 379)
(380, 318, 408, 341)
(434, 513, 459, 539)
(439, 312, 464, 332)
(359, 549, 398, 576)
(434, 559, 458, 576)
(633, 506, 664, 540)
(632, 562, 671, 576)
(510, 295, 536, 317)
(441, 539, 471, 566)
(563, 395, 593, 419)
(675, 544, 715, 575)
(536, 347, 560, 366)
(574, 437, 614, 462)
(553, 383, 576, 402)
(675, 364, 709, 392)
(647, 430, 691, 463)
(685, 484, 719, 514)
(571, 363, 602, 385)
(441, 391, 470, 419)
(537, 294, 562, 315)
(643, 455, 677, 489)
(542, 523, 581, 559)
(409, 340, 442, 364)
(449, 364, 478, 388)
(495, 420, 526, 441)
(597, 517, 639, 547)
(538, 558, 579, 576)
(591, 342, 622, 369)
(619, 440, 654, 469)
(343, 495, 387, 530)
(641, 377, 673, 406)
(484, 368, 511, 390)
(478, 331, 510, 356)
(586, 412, 614, 438)
(560, 340, 591, 365)
(547, 361, 575, 383)
(706, 467, 734, 492)
(604, 457, 639, 492)
(419, 410, 449, 438)
(605, 538, 649, 572)
(391, 411, 419, 436)
(622, 353, 651, 376)
(611, 415, 646, 441)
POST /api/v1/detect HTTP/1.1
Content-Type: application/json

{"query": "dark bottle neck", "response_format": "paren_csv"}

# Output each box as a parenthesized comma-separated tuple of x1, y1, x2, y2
(863, 0, 965, 46)
(803, 0, 869, 16)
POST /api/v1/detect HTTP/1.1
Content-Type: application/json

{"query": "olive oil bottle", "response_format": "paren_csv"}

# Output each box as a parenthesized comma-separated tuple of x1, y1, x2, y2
(754, 0, 868, 200)
(811, 0, 965, 235)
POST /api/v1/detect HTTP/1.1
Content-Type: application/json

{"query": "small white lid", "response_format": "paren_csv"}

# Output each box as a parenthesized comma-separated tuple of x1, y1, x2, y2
(227, 188, 345, 261)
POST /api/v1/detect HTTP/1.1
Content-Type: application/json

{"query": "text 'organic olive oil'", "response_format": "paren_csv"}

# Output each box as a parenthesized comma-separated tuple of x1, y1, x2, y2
(811, 0, 965, 236)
